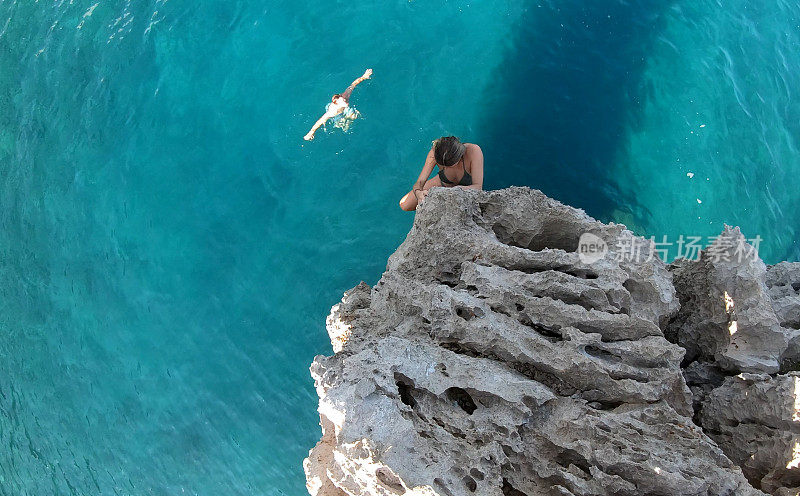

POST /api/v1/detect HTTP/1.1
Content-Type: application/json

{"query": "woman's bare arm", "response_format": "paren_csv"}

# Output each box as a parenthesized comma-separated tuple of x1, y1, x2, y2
(413, 148, 438, 192)
(398, 147, 438, 210)
(459, 144, 484, 190)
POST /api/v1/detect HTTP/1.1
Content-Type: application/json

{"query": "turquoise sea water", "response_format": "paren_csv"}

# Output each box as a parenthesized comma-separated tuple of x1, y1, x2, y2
(1, 0, 798, 495)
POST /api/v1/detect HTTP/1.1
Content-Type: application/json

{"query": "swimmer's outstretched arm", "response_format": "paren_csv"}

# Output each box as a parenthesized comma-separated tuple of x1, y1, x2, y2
(304, 116, 328, 140)
(304, 107, 339, 141)
(341, 69, 372, 100)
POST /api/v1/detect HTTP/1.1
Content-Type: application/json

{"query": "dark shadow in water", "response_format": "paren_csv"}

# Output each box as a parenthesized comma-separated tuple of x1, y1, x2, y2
(477, 0, 676, 222)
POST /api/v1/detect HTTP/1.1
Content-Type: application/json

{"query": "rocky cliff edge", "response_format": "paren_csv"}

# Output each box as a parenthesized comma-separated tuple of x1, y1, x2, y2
(304, 187, 800, 496)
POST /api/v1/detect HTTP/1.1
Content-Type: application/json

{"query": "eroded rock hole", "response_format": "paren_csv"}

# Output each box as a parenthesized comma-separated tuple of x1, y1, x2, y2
(514, 363, 578, 396)
(438, 278, 458, 289)
(792, 282, 800, 292)
(433, 478, 456, 496)
(587, 400, 624, 411)
(555, 448, 592, 479)
(517, 315, 563, 342)
(436, 268, 462, 289)
(490, 217, 584, 254)
(607, 369, 649, 382)
(561, 268, 599, 280)
(433, 416, 467, 439)
(445, 387, 477, 415)
(622, 278, 651, 309)
(395, 378, 417, 408)
(490, 304, 510, 317)
(376, 467, 405, 494)
(501, 478, 529, 496)
(463, 476, 477, 492)
(455, 305, 483, 321)
(584, 345, 620, 363)
(439, 341, 481, 358)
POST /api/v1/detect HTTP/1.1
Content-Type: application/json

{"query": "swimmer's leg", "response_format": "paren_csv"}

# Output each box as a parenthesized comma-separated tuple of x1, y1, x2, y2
(399, 177, 441, 211)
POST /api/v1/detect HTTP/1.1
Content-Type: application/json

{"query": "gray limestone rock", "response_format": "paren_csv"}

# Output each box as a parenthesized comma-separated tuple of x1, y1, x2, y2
(667, 227, 794, 374)
(682, 360, 726, 420)
(767, 263, 800, 330)
(666, 234, 800, 495)
(700, 373, 800, 494)
(305, 187, 764, 496)
(766, 262, 800, 372)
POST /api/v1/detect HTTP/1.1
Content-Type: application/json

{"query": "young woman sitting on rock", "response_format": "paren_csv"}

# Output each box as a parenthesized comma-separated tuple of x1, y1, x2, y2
(399, 136, 484, 211)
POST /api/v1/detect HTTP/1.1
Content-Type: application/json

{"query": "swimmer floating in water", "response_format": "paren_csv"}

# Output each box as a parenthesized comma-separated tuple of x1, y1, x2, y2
(399, 136, 484, 211)
(304, 69, 372, 141)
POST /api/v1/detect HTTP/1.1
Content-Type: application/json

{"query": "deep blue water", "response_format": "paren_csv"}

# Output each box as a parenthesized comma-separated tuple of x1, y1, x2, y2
(1, 0, 798, 495)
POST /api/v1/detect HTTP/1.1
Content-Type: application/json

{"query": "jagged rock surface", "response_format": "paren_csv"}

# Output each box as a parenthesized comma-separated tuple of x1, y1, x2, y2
(699, 372, 800, 494)
(305, 187, 769, 496)
(665, 231, 800, 495)
(767, 262, 800, 372)
(666, 227, 798, 375)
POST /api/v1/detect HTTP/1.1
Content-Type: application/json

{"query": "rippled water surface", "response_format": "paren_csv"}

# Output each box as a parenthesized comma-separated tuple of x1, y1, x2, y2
(1, 0, 798, 494)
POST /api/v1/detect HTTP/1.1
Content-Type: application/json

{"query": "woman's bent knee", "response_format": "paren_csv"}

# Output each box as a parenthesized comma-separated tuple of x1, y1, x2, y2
(399, 193, 416, 211)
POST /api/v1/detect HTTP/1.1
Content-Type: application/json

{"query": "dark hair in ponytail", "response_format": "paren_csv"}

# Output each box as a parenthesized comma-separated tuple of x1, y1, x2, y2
(433, 136, 466, 167)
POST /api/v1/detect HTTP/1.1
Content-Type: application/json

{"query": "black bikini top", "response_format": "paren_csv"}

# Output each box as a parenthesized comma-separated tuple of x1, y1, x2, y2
(438, 161, 472, 186)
